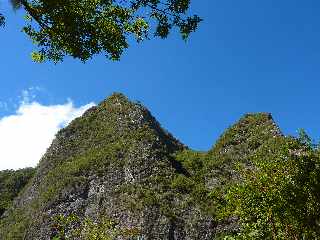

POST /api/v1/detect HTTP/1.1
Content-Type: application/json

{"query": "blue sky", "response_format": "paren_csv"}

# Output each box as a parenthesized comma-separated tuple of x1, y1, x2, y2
(0, 1, 320, 169)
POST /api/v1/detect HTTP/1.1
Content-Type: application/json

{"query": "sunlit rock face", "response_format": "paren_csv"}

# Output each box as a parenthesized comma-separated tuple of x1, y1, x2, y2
(0, 94, 282, 240)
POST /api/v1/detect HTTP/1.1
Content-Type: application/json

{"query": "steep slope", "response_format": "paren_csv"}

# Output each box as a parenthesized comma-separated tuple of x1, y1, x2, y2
(210, 113, 282, 157)
(0, 95, 284, 240)
(207, 113, 283, 188)
(0, 93, 207, 239)
(173, 113, 283, 237)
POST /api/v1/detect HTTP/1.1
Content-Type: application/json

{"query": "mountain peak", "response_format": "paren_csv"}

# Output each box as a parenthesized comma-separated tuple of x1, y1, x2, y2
(242, 112, 272, 119)
(104, 92, 130, 103)
(210, 112, 282, 156)
(0, 93, 188, 239)
(0, 95, 288, 240)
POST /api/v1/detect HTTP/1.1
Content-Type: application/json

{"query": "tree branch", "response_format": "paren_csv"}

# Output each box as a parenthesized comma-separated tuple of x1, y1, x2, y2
(20, 0, 49, 30)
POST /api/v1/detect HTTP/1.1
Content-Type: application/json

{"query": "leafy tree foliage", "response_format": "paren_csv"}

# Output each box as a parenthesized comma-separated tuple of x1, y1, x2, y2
(1, 0, 201, 63)
(222, 134, 320, 239)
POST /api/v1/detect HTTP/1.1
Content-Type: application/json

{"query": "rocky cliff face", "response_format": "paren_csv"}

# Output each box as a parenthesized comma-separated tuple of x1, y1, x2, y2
(0, 94, 282, 240)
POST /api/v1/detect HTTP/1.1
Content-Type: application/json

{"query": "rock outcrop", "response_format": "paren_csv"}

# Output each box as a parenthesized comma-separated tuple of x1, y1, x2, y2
(0, 94, 283, 240)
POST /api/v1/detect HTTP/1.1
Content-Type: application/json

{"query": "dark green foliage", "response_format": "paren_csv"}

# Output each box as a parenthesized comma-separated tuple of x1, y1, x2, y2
(0, 207, 31, 239)
(222, 136, 320, 239)
(4, 0, 201, 63)
(0, 168, 35, 217)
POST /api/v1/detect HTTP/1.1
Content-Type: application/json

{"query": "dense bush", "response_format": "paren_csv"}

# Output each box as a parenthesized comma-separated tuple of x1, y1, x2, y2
(222, 133, 320, 239)
(0, 168, 35, 217)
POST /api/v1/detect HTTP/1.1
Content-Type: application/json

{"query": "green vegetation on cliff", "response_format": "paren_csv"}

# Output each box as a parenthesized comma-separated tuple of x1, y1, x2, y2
(0, 94, 320, 240)
(221, 134, 320, 239)
(0, 167, 35, 217)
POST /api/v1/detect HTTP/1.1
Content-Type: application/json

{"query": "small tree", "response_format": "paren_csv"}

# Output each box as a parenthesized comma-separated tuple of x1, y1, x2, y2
(223, 136, 320, 239)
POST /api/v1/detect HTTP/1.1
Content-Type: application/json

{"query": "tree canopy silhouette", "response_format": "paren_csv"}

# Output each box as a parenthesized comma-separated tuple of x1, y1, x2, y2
(1, 0, 201, 63)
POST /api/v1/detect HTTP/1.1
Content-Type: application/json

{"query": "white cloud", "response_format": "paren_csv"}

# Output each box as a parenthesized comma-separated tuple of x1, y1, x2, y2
(0, 100, 95, 170)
